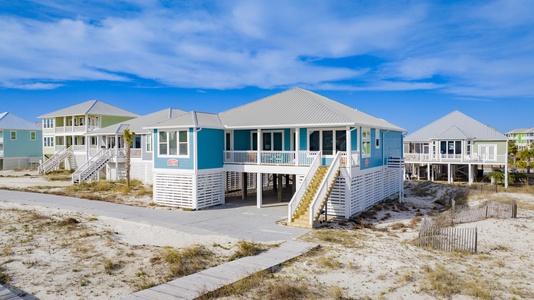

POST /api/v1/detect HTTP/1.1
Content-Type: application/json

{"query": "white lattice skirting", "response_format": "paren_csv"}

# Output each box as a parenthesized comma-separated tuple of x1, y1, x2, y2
(154, 170, 225, 209)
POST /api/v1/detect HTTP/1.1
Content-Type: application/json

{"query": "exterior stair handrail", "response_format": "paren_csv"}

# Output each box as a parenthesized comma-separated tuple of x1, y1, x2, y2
(287, 152, 322, 222)
(72, 148, 113, 184)
(38, 145, 72, 174)
(309, 151, 342, 226)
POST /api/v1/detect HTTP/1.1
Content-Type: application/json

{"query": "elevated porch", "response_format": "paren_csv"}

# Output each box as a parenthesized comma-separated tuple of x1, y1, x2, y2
(404, 153, 507, 164)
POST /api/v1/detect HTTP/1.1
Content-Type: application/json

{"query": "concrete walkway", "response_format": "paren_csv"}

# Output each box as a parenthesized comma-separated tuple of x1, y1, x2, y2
(120, 240, 317, 300)
(0, 190, 308, 243)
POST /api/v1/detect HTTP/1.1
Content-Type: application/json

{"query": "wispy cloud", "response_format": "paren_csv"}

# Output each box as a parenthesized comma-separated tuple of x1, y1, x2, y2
(0, 0, 532, 100)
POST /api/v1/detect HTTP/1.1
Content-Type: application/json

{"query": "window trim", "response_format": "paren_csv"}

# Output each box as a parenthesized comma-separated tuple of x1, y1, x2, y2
(43, 136, 54, 148)
(146, 134, 153, 153)
(307, 128, 347, 156)
(10, 131, 17, 140)
(158, 130, 189, 158)
(30, 131, 36, 140)
(361, 127, 371, 158)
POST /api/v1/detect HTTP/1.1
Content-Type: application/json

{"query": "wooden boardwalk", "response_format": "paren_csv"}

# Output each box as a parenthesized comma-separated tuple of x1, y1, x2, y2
(0, 285, 23, 300)
(120, 240, 318, 300)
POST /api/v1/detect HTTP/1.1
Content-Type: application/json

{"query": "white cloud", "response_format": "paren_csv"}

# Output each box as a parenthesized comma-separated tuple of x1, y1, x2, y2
(0, 0, 532, 100)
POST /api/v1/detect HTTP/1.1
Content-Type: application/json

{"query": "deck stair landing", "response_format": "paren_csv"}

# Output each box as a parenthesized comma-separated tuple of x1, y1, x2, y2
(288, 166, 339, 228)
(72, 149, 112, 184)
(38, 146, 73, 174)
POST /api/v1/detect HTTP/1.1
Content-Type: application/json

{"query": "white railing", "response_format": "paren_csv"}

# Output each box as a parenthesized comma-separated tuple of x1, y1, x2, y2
(340, 151, 360, 167)
(224, 150, 320, 166)
(55, 126, 86, 133)
(72, 145, 86, 152)
(288, 153, 322, 222)
(404, 153, 507, 164)
(309, 152, 342, 226)
(72, 149, 112, 183)
(130, 149, 142, 158)
(38, 146, 72, 174)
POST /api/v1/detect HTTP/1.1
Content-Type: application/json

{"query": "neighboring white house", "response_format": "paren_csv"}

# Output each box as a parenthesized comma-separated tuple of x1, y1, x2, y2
(404, 111, 509, 187)
(505, 128, 534, 150)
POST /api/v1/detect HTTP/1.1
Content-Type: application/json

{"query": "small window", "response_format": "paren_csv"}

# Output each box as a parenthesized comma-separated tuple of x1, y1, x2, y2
(79, 117, 84, 126)
(361, 128, 371, 157)
(10, 131, 16, 140)
(375, 129, 380, 149)
(159, 130, 188, 156)
(30, 131, 36, 140)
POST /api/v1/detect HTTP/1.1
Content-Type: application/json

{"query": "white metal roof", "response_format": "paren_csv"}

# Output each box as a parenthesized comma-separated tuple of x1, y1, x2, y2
(0, 112, 40, 130)
(38, 100, 139, 118)
(506, 127, 534, 134)
(89, 108, 187, 135)
(405, 111, 508, 142)
(146, 111, 224, 130)
(218, 88, 405, 131)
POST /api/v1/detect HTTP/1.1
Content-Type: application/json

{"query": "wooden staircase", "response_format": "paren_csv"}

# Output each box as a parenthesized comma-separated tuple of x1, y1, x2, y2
(288, 166, 339, 228)
(72, 149, 112, 184)
(38, 146, 73, 174)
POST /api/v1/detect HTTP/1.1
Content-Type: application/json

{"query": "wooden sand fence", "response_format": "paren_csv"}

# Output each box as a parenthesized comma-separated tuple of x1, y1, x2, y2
(418, 200, 518, 253)
(418, 216, 478, 253)
(451, 200, 518, 225)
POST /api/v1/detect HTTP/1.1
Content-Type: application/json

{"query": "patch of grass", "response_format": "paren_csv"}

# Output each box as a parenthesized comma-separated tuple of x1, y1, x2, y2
(0, 269, 10, 284)
(162, 245, 213, 278)
(316, 256, 343, 269)
(103, 259, 121, 274)
(265, 279, 310, 300)
(57, 217, 80, 227)
(229, 240, 268, 260)
(420, 264, 461, 298)
(308, 229, 366, 248)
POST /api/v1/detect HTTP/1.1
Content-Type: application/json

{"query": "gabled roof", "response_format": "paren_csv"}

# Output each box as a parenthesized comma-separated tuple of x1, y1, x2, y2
(146, 111, 224, 130)
(218, 88, 405, 131)
(38, 100, 139, 118)
(89, 108, 187, 135)
(405, 111, 508, 142)
(0, 112, 40, 130)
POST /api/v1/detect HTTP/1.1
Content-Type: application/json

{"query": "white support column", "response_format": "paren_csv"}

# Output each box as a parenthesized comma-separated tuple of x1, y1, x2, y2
(427, 163, 431, 181)
(468, 164, 473, 185)
(295, 128, 300, 166)
(346, 126, 352, 177)
(115, 134, 119, 181)
(256, 172, 262, 208)
(257, 129, 262, 165)
(447, 164, 451, 183)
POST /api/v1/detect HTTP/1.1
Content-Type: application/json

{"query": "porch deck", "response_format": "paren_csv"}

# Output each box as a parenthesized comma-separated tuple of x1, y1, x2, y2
(224, 150, 359, 167)
(404, 153, 507, 164)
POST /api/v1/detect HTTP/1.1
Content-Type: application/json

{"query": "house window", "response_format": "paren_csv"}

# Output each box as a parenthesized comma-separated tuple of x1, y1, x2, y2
(479, 144, 497, 161)
(43, 118, 54, 128)
(375, 129, 380, 149)
(146, 134, 153, 152)
(225, 132, 231, 151)
(361, 128, 371, 157)
(159, 130, 188, 156)
(467, 141, 472, 155)
(79, 117, 84, 126)
(30, 131, 36, 140)
(10, 131, 16, 140)
(43, 136, 54, 147)
(308, 129, 346, 155)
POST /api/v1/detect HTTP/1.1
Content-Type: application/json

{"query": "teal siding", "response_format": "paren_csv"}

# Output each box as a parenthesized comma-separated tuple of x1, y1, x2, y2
(351, 128, 358, 150)
(234, 130, 251, 150)
(299, 128, 307, 151)
(384, 131, 403, 161)
(284, 129, 291, 151)
(360, 128, 383, 170)
(4, 130, 42, 158)
(153, 128, 195, 170)
(198, 129, 224, 169)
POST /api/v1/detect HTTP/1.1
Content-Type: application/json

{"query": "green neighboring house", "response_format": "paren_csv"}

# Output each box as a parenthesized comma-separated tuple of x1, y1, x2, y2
(38, 100, 139, 173)
(505, 128, 534, 150)
(0, 112, 42, 170)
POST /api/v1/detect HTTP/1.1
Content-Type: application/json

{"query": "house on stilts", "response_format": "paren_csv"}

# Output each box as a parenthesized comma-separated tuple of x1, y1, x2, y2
(147, 88, 406, 228)
(403, 111, 509, 187)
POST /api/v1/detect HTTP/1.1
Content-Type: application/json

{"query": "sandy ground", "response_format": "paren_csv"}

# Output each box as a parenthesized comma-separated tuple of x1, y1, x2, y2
(0, 170, 72, 188)
(1, 171, 534, 299)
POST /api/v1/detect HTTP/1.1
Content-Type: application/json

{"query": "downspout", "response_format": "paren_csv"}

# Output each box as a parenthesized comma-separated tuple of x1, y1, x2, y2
(192, 112, 199, 210)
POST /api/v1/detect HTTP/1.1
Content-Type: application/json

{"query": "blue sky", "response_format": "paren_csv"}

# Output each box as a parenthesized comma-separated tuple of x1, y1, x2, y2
(0, 0, 533, 133)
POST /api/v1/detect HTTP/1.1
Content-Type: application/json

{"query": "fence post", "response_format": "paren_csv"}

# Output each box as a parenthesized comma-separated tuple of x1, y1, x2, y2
(451, 199, 455, 226)
(485, 204, 488, 219)
(512, 200, 517, 218)
(474, 228, 478, 253)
